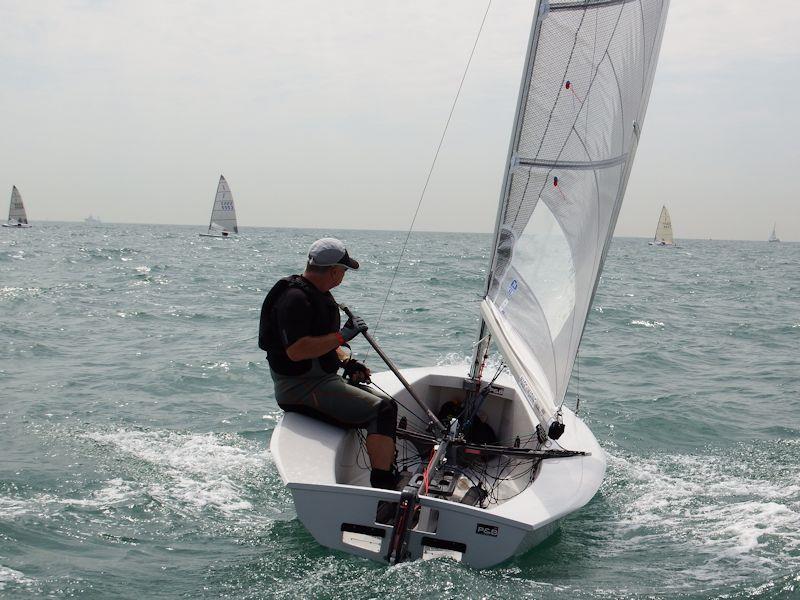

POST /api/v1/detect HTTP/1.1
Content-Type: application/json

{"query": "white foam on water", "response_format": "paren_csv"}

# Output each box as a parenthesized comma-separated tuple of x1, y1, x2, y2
(84, 429, 271, 516)
(59, 478, 141, 508)
(0, 496, 45, 518)
(0, 481, 141, 519)
(0, 286, 41, 301)
(201, 361, 230, 372)
(606, 450, 800, 583)
(435, 353, 471, 368)
(629, 319, 664, 328)
(0, 565, 33, 590)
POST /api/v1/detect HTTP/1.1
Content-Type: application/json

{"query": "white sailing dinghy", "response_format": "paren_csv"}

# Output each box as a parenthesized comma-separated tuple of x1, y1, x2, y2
(2, 186, 31, 228)
(199, 175, 238, 238)
(271, 0, 670, 568)
(648, 205, 675, 246)
(768, 223, 780, 243)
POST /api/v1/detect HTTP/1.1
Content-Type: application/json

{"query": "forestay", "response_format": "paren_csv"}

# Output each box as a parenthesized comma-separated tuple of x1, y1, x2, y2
(653, 205, 673, 244)
(481, 0, 670, 427)
(8, 186, 28, 224)
(209, 175, 238, 233)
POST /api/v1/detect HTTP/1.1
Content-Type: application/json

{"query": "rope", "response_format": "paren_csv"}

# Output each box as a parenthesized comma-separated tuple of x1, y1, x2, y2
(367, 0, 494, 352)
(369, 380, 430, 431)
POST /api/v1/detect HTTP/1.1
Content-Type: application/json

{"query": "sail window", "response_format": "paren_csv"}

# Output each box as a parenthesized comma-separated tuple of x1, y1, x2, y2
(512, 200, 575, 341)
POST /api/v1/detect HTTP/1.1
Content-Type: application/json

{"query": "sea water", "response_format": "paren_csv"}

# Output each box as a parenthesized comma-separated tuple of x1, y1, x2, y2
(1, 223, 798, 599)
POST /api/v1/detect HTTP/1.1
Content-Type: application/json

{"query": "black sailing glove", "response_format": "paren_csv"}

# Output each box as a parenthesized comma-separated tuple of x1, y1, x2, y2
(339, 314, 368, 342)
(342, 358, 371, 384)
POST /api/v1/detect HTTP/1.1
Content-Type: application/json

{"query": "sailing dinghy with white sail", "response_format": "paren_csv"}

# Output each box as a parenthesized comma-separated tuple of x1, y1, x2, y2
(199, 175, 238, 238)
(3, 186, 31, 228)
(648, 205, 675, 246)
(768, 224, 780, 243)
(271, 0, 670, 568)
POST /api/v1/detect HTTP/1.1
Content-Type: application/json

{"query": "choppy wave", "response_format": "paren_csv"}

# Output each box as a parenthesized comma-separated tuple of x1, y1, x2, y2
(1, 224, 799, 598)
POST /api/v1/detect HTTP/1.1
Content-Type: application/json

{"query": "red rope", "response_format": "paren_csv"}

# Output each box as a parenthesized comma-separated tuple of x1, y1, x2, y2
(421, 448, 437, 495)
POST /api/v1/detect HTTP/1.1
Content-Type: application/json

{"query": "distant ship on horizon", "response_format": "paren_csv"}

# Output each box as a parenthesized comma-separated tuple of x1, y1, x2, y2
(84, 215, 101, 225)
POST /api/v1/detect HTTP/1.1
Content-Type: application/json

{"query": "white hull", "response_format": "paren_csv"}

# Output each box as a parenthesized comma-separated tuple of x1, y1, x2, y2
(270, 365, 606, 568)
(198, 232, 233, 238)
(2, 222, 31, 228)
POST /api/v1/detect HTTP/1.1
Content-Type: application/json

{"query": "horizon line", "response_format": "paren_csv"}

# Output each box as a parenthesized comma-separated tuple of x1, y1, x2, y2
(17, 220, 793, 243)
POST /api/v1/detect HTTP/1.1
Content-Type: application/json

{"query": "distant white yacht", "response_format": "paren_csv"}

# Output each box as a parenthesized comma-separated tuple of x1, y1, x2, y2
(2, 186, 31, 228)
(768, 224, 780, 243)
(648, 205, 676, 247)
(84, 215, 102, 225)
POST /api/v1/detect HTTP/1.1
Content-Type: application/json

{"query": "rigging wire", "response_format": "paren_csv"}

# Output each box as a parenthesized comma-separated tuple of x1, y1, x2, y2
(366, 0, 494, 356)
(575, 351, 581, 414)
(462, 362, 506, 428)
(369, 380, 430, 431)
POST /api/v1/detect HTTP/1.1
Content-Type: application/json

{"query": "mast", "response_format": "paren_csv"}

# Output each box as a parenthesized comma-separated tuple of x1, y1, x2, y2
(207, 176, 219, 233)
(470, 0, 548, 380)
(653, 205, 666, 242)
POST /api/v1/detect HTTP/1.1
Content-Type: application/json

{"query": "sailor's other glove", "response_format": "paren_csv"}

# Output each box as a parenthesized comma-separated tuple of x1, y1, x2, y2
(339, 314, 368, 342)
(342, 358, 371, 384)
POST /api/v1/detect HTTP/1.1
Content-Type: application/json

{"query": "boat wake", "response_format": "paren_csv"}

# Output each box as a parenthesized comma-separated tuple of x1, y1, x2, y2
(82, 428, 284, 518)
(603, 442, 800, 585)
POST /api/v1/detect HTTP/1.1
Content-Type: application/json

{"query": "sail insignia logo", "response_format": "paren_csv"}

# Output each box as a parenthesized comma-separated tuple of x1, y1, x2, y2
(518, 375, 535, 403)
(507, 279, 518, 298)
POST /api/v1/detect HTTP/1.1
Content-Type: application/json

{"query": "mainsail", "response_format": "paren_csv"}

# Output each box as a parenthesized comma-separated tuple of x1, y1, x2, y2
(653, 205, 673, 245)
(208, 175, 238, 233)
(477, 0, 670, 428)
(8, 186, 28, 224)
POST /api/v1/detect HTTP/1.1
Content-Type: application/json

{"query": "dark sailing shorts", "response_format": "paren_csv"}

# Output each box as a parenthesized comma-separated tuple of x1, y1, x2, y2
(270, 360, 397, 438)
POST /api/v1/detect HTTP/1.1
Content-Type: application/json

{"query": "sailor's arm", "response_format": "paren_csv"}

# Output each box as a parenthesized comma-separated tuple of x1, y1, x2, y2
(282, 301, 367, 362)
(285, 333, 343, 362)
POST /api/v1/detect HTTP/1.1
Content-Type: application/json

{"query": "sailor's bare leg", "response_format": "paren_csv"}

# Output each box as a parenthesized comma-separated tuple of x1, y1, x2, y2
(366, 434, 395, 470)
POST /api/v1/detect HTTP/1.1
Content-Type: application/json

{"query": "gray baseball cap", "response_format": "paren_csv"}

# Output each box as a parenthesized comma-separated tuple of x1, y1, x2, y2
(308, 237, 360, 270)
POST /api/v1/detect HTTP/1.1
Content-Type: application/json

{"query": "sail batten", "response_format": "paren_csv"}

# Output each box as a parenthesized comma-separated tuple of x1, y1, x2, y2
(552, 0, 641, 11)
(480, 0, 670, 426)
(517, 154, 629, 170)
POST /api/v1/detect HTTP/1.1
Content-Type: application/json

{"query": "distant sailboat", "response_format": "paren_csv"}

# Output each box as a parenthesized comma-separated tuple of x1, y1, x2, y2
(199, 175, 238, 238)
(649, 205, 675, 246)
(84, 215, 102, 225)
(768, 223, 780, 243)
(2, 186, 31, 228)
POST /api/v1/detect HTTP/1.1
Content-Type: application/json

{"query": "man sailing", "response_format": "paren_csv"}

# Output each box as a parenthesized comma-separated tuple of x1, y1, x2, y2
(259, 238, 399, 489)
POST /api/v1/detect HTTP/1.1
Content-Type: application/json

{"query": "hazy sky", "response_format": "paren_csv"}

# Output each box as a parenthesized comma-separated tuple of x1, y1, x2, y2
(1, 0, 798, 240)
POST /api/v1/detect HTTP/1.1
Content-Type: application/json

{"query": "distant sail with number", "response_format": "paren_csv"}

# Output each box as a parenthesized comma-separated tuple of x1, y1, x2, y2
(650, 205, 674, 245)
(3, 186, 31, 228)
(199, 175, 238, 238)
